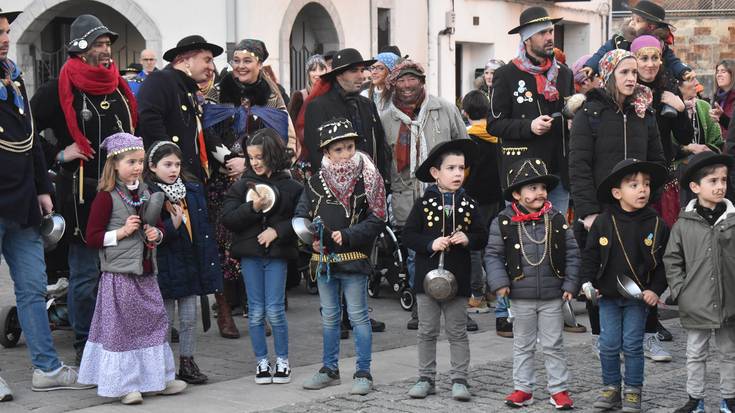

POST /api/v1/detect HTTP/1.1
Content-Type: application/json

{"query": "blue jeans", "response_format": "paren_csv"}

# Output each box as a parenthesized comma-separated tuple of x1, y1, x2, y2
(598, 297, 648, 388)
(241, 257, 288, 359)
(317, 273, 372, 373)
(547, 184, 569, 215)
(407, 249, 416, 289)
(0, 218, 62, 372)
(495, 294, 509, 318)
(67, 243, 99, 354)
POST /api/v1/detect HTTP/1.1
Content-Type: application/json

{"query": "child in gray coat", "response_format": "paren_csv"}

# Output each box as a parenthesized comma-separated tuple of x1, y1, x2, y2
(485, 158, 580, 410)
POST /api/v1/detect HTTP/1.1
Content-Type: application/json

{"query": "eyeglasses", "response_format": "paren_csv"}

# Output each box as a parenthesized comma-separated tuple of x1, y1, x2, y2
(141, 58, 156, 62)
(369, 65, 387, 72)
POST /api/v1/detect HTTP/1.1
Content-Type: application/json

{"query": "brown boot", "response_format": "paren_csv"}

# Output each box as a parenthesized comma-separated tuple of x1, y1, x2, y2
(177, 356, 208, 384)
(215, 293, 240, 338)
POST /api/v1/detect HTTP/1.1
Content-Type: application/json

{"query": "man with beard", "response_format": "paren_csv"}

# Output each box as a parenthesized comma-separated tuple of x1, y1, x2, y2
(137, 35, 223, 180)
(301, 48, 389, 181)
(488, 7, 573, 214)
(379, 60, 471, 330)
(32, 14, 137, 364)
(0, 9, 94, 399)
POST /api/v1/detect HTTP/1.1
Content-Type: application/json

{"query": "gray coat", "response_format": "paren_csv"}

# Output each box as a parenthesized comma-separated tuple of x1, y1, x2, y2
(664, 199, 735, 329)
(484, 205, 580, 300)
(380, 94, 469, 226)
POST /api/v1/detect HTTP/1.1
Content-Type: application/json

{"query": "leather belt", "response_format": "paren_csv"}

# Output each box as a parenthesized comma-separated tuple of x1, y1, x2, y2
(310, 251, 369, 263)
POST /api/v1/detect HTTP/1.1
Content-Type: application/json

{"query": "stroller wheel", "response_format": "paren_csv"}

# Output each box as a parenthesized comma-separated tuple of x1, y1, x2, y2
(400, 289, 415, 311)
(368, 276, 381, 298)
(0, 306, 22, 348)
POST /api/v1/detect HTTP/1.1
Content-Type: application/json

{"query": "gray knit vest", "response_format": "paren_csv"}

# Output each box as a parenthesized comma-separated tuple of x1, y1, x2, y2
(99, 184, 158, 275)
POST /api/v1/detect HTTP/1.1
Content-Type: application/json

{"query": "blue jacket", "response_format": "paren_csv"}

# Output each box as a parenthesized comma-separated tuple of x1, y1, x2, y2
(585, 35, 690, 80)
(152, 180, 223, 299)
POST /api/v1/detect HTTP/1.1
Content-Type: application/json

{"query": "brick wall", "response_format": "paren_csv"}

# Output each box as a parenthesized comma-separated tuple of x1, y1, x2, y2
(613, 16, 735, 98)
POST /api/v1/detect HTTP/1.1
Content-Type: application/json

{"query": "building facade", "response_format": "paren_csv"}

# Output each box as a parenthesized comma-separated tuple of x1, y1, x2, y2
(6, 0, 609, 101)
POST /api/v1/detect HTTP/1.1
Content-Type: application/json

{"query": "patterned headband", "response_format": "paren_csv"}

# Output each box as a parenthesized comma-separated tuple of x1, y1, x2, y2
(148, 141, 180, 163)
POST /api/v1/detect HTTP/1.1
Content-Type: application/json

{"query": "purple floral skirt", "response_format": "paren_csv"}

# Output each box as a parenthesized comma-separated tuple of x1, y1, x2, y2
(78, 272, 175, 397)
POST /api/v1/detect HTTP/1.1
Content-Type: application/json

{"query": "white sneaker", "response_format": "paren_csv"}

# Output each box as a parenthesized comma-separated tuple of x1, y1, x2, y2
(255, 358, 272, 384)
(0, 375, 12, 401)
(273, 357, 291, 384)
(120, 391, 143, 405)
(161, 380, 187, 395)
(31, 365, 96, 392)
(643, 333, 672, 362)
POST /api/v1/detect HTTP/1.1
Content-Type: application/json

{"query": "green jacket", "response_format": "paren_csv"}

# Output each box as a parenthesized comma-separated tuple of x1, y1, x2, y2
(673, 100, 723, 159)
(664, 198, 735, 329)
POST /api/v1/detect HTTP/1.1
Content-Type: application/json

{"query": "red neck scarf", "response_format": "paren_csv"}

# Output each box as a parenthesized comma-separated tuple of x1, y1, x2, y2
(511, 201, 552, 223)
(392, 89, 426, 172)
(58, 57, 138, 156)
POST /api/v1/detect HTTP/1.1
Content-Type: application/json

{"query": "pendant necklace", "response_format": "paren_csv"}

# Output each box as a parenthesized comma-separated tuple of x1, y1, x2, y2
(100, 95, 110, 110)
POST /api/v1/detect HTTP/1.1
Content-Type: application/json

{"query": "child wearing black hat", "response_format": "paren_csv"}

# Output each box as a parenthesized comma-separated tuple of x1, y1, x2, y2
(579, 159, 669, 413)
(582, 0, 693, 82)
(484, 158, 580, 410)
(402, 139, 488, 402)
(296, 118, 385, 396)
(664, 152, 735, 413)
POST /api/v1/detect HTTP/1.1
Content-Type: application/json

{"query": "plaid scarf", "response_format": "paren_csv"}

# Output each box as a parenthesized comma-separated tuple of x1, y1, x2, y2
(511, 41, 560, 102)
(393, 89, 426, 173)
(320, 151, 386, 220)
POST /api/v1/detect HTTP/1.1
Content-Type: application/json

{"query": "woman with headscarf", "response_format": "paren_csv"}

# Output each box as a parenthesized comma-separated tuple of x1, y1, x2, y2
(360, 52, 399, 112)
(568, 49, 666, 361)
(203, 38, 295, 339)
(571, 54, 601, 94)
(475, 58, 504, 100)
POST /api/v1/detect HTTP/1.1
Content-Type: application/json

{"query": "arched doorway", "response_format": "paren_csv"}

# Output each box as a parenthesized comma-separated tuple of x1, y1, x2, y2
(11, 0, 161, 94)
(281, 0, 342, 93)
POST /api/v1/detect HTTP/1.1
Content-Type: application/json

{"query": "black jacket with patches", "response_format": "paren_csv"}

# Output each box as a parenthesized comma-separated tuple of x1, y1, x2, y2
(486, 59, 574, 188)
(402, 186, 488, 297)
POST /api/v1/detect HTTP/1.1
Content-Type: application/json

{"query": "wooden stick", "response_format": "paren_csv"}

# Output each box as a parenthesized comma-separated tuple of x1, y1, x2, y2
(79, 160, 84, 204)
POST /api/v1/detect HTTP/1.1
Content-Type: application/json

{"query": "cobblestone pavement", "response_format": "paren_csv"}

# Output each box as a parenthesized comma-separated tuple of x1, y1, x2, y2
(265, 322, 723, 413)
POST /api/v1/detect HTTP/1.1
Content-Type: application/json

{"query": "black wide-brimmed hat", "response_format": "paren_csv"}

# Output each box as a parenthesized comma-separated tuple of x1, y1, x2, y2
(321, 48, 376, 80)
(508, 6, 562, 35)
(67, 15, 119, 54)
(318, 117, 359, 149)
(163, 35, 224, 62)
(0, 9, 21, 24)
(415, 139, 476, 183)
(626, 0, 671, 26)
(680, 152, 734, 187)
(597, 159, 668, 204)
(503, 158, 559, 201)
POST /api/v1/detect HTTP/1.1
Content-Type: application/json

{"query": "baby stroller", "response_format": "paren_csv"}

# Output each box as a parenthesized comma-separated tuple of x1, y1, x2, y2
(0, 244, 71, 348)
(368, 223, 413, 311)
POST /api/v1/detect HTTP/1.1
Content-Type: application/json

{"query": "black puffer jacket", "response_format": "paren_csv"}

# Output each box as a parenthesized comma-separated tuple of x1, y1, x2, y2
(569, 88, 666, 220)
(221, 169, 303, 260)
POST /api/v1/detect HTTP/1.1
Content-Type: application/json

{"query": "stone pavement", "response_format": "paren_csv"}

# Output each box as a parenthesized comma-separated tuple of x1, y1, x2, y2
(0, 260, 724, 412)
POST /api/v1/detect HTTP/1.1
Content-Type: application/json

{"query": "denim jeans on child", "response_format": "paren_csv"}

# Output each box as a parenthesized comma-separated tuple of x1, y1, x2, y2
(241, 258, 289, 360)
(598, 297, 648, 388)
(67, 242, 100, 355)
(0, 218, 62, 372)
(685, 326, 735, 399)
(512, 299, 569, 394)
(316, 272, 372, 373)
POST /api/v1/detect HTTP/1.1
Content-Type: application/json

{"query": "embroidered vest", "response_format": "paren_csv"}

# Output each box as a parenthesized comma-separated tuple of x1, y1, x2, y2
(498, 211, 568, 280)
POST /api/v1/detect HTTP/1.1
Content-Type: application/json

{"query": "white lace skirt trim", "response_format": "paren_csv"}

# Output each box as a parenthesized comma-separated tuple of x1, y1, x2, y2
(78, 341, 176, 397)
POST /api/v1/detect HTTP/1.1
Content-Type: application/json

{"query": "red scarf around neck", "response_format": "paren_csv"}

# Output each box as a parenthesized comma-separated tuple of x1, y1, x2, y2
(58, 57, 138, 156)
(511, 201, 552, 223)
(393, 89, 426, 172)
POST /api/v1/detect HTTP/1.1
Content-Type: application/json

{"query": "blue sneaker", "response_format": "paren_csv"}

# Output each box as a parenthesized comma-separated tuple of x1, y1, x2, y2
(721, 398, 735, 413)
(303, 367, 340, 390)
(674, 397, 704, 413)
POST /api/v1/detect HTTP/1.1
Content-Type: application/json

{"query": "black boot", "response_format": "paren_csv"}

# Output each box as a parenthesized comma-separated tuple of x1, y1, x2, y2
(407, 303, 419, 330)
(177, 356, 208, 384)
